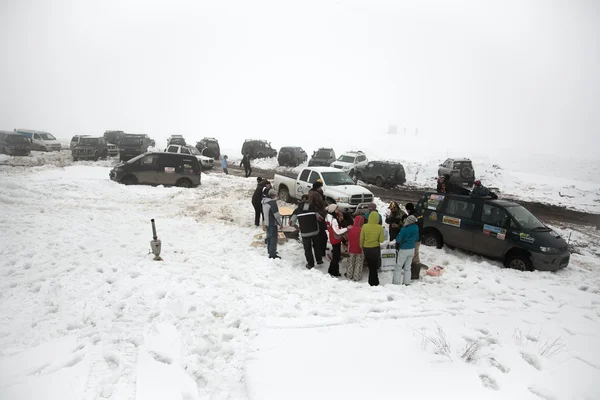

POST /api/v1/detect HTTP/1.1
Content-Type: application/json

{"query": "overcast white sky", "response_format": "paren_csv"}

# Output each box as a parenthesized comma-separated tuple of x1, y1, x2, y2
(1, 0, 598, 157)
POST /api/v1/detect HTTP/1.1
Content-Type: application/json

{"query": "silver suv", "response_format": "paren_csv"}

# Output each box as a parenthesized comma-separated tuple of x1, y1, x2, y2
(438, 158, 475, 186)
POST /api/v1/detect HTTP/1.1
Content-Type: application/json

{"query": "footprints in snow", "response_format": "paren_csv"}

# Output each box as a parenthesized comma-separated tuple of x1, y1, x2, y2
(479, 374, 499, 390)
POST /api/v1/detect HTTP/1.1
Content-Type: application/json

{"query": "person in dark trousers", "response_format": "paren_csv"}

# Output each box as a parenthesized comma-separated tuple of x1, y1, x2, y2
(360, 210, 384, 286)
(262, 189, 282, 259)
(309, 179, 328, 259)
(471, 180, 498, 199)
(241, 152, 252, 177)
(385, 201, 405, 242)
(325, 203, 350, 277)
(436, 176, 447, 193)
(405, 202, 424, 279)
(221, 155, 228, 175)
(290, 194, 323, 269)
(252, 177, 267, 226)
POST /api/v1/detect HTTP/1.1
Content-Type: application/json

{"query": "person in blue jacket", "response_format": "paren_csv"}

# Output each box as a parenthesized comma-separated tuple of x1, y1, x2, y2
(393, 215, 419, 285)
(221, 155, 228, 175)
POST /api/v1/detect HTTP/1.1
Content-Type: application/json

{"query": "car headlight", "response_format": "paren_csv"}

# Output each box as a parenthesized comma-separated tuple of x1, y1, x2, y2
(540, 246, 559, 253)
(336, 197, 350, 203)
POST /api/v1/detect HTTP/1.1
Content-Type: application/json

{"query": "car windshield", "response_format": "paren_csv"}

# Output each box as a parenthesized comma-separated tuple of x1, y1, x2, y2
(321, 172, 356, 186)
(454, 161, 472, 169)
(189, 147, 201, 155)
(126, 153, 146, 164)
(80, 138, 100, 145)
(337, 155, 356, 163)
(505, 205, 547, 230)
(315, 150, 330, 158)
(6, 135, 27, 143)
(39, 133, 56, 140)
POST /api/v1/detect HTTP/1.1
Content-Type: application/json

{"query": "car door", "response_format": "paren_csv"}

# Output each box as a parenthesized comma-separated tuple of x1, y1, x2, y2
(33, 133, 43, 150)
(295, 169, 311, 197)
(439, 197, 477, 251)
(363, 162, 375, 181)
(136, 154, 160, 184)
(472, 203, 513, 258)
(438, 159, 450, 176)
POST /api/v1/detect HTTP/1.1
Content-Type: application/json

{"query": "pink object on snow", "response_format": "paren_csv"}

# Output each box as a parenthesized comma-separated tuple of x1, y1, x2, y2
(426, 265, 445, 276)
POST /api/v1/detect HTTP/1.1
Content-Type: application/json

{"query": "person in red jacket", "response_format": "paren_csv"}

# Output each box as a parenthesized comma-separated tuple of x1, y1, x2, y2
(325, 203, 351, 277)
(345, 215, 365, 281)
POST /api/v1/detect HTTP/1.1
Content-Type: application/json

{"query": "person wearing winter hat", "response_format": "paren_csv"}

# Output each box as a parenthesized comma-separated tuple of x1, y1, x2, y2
(363, 202, 382, 225)
(471, 180, 498, 199)
(393, 214, 419, 285)
(252, 177, 267, 226)
(325, 203, 351, 277)
(360, 210, 384, 286)
(262, 189, 282, 259)
(385, 201, 406, 241)
(309, 178, 328, 258)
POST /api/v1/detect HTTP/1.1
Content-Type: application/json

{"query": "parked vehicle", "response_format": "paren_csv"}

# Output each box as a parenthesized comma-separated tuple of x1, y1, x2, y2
(355, 160, 406, 187)
(109, 152, 201, 187)
(273, 167, 374, 214)
(165, 144, 214, 170)
(0, 130, 31, 156)
(241, 139, 277, 159)
(167, 135, 186, 146)
(438, 158, 476, 187)
(14, 129, 61, 151)
(71, 134, 119, 157)
(308, 147, 336, 167)
(278, 146, 308, 167)
(72, 136, 117, 161)
(195, 137, 221, 160)
(330, 150, 368, 177)
(417, 192, 570, 271)
(118, 133, 153, 162)
(104, 130, 125, 146)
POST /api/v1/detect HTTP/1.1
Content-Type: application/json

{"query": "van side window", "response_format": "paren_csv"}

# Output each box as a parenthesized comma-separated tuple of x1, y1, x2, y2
(481, 204, 508, 227)
(299, 169, 310, 182)
(34, 134, 41, 140)
(141, 155, 158, 167)
(445, 199, 475, 219)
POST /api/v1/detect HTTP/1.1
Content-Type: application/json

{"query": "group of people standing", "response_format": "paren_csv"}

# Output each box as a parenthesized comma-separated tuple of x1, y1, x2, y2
(253, 176, 424, 287)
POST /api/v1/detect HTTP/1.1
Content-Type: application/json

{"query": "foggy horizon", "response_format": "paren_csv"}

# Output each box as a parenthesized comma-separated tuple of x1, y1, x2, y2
(1, 0, 598, 158)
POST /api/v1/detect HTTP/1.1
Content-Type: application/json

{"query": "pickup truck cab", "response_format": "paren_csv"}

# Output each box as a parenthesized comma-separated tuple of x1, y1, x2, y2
(273, 167, 374, 214)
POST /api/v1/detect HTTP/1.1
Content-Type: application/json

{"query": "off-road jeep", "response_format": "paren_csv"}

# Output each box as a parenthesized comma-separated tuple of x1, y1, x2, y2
(118, 134, 153, 162)
(167, 135, 186, 146)
(438, 158, 476, 186)
(196, 137, 220, 160)
(355, 160, 406, 187)
(72, 136, 111, 161)
(241, 139, 277, 159)
(0, 131, 31, 156)
(308, 148, 336, 167)
(330, 150, 368, 177)
(278, 146, 308, 167)
(165, 144, 215, 170)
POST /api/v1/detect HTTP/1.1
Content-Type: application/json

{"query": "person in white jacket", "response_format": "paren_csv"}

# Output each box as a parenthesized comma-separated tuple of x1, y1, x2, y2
(325, 204, 351, 277)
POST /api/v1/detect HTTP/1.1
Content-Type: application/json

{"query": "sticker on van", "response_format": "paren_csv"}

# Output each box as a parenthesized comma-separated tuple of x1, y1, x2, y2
(442, 216, 461, 227)
(164, 167, 175, 173)
(519, 233, 535, 243)
(483, 224, 506, 240)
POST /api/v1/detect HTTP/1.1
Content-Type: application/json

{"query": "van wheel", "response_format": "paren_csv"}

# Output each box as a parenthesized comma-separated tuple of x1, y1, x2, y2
(278, 186, 291, 202)
(121, 175, 137, 185)
(41, 146, 48, 152)
(375, 176, 384, 187)
(505, 252, 533, 271)
(176, 178, 192, 188)
(423, 231, 443, 249)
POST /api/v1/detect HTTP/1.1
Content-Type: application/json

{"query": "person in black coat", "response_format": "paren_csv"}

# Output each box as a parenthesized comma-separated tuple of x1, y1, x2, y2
(252, 177, 266, 226)
(385, 201, 405, 242)
(241, 153, 252, 177)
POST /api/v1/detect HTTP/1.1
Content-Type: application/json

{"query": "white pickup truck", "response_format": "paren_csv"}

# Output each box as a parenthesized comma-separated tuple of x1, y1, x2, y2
(273, 167, 375, 214)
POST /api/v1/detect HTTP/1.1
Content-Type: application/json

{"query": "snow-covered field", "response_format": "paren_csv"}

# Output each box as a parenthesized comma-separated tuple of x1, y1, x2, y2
(1, 156, 599, 399)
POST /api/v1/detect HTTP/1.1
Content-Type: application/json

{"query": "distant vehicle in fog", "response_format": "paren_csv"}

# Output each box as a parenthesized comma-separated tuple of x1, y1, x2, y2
(118, 133, 153, 162)
(308, 148, 336, 167)
(195, 137, 221, 160)
(165, 144, 215, 170)
(167, 135, 186, 146)
(241, 139, 277, 159)
(0, 131, 31, 156)
(438, 158, 476, 187)
(278, 146, 308, 167)
(72, 136, 116, 161)
(330, 150, 368, 177)
(355, 160, 406, 187)
(14, 129, 62, 151)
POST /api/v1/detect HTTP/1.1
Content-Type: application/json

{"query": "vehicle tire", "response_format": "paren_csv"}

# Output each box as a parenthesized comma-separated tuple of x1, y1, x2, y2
(505, 252, 533, 271)
(41, 146, 48, 152)
(73, 157, 79, 162)
(460, 167, 473, 179)
(422, 230, 443, 249)
(120, 175, 137, 185)
(93, 152, 99, 161)
(256, 152, 263, 159)
(375, 176, 384, 187)
(176, 178, 192, 188)
(278, 186, 291, 203)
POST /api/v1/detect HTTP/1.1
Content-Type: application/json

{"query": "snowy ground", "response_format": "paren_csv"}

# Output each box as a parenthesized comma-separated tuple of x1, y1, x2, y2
(1, 157, 599, 399)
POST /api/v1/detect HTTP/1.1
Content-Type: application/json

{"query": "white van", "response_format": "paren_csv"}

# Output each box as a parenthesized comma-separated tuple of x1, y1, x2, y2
(14, 129, 62, 151)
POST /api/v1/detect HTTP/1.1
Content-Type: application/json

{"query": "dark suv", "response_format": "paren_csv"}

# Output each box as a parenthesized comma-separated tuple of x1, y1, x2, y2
(196, 137, 220, 160)
(241, 139, 277, 159)
(438, 158, 475, 186)
(308, 148, 336, 167)
(278, 146, 308, 167)
(109, 152, 201, 187)
(72, 136, 110, 161)
(118, 134, 153, 162)
(0, 131, 31, 156)
(355, 161, 406, 187)
(167, 135, 186, 146)
(417, 192, 570, 271)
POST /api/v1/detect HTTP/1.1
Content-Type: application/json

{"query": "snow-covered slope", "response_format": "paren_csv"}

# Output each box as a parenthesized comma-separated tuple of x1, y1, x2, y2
(0, 163, 599, 399)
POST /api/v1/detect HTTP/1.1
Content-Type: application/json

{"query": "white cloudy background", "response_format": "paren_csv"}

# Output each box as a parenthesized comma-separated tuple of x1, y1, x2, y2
(1, 0, 598, 157)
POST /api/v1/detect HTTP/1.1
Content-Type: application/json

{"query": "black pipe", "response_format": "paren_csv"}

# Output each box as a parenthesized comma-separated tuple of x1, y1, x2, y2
(151, 219, 157, 241)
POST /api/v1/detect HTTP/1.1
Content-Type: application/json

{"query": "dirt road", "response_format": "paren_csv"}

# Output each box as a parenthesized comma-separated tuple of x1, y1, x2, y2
(224, 164, 600, 229)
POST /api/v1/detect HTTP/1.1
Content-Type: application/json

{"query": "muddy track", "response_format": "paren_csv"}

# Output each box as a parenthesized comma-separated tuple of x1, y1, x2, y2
(225, 164, 600, 229)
